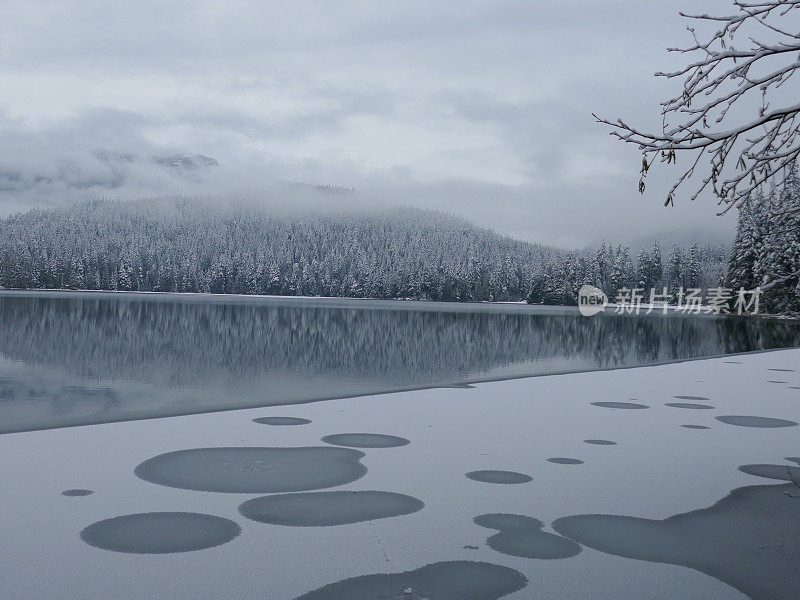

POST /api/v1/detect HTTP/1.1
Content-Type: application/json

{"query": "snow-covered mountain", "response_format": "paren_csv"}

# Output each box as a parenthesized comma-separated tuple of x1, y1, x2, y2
(0, 150, 218, 195)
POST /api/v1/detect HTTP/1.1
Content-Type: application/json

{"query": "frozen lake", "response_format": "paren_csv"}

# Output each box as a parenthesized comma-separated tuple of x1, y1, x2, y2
(1, 291, 799, 433)
(1, 291, 799, 599)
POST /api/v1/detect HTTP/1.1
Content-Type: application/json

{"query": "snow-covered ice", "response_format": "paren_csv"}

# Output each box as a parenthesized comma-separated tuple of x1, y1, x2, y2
(1, 347, 798, 599)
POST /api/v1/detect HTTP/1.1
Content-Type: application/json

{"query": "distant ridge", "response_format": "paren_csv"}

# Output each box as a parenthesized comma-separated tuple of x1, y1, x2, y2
(0, 198, 558, 302)
(0, 150, 219, 195)
(151, 154, 219, 169)
(283, 181, 358, 194)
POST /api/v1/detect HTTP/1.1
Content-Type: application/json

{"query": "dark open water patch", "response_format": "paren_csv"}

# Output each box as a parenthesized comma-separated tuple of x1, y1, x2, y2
(584, 439, 617, 445)
(134, 447, 367, 493)
(681, 425, 710, 430)
(295, 560, 527, 600)
(5, 294, 800, 435)
(547, 458, 583, 465)
(665, 402, 715, 410)
(62, 489, 94, 497)
(80, 512, 240, 554)
(787, 457, 800, 465)
(723, 361, 743, 364)
(673, 395, 710, 401)
(738, 464, 800, 482)
(253, 416, 311, 426)
(553, 483, 800, 600)
(715, 415, 798, 428)
(321, 433, 410, 448)
(591, 402, 649, 409)
(767, 368, 795, 372)
(239, 491, 423, 526)
(766, 380, 788, 384)
(474, 514, 581, 560)
(466, 470, 532, 484)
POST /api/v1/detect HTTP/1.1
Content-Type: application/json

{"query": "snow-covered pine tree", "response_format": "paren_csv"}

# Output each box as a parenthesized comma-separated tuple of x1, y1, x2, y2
(685, 243, 702, 289)
(757, 165, 800, 313)
(650, 242, 663, 289)
(609, 245, 634, 298)
(635, 247, 650, 289)
(727, 189, 764, 293)
(666, 242, 684, 299)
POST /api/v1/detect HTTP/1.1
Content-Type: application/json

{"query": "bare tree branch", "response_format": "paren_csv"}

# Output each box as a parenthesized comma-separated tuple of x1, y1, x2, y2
(599, 1, 800, 213)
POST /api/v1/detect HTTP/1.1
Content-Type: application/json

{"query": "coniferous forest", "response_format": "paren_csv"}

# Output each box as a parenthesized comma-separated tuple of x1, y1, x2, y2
(0, 197, 733, 305)
(727, 164, 800, 314)
(11, 165, 800, 316)
(0, 200, 553, 301)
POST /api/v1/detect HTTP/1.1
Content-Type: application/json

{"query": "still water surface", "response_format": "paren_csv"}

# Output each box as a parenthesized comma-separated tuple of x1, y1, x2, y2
(1, 290, 799, 433)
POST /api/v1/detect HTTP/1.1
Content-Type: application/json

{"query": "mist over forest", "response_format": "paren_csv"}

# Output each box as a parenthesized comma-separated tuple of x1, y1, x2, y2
(0, 197, 729, 305)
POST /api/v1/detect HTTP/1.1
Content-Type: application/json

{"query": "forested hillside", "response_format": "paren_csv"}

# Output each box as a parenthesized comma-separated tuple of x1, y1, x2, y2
(728, 164, 800, 314)
(0, 198, 731, 304)
(0, 199, 559, 301)
(527, 240, 727, 305)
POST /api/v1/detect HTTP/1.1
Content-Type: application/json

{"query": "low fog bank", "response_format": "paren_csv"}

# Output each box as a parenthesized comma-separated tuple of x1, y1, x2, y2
(0, 113, 735, 249)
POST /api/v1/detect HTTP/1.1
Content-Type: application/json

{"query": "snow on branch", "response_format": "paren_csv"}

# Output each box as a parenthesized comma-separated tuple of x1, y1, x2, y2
(596, 1, 800, 213)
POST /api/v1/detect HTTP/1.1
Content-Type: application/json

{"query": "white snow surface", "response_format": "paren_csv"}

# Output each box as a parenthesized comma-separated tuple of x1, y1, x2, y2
(2, 349, 799, 599)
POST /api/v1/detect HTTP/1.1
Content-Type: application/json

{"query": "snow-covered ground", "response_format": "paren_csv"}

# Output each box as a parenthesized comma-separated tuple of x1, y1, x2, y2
(1, 349, 799, 599)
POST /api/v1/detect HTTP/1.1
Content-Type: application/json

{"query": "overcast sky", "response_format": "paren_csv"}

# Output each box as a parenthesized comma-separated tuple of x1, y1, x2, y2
(0, 0, 739, 247)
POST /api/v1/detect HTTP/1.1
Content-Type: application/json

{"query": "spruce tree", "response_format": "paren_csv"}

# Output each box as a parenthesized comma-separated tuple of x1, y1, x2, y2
(759, 165, 800, 313)
(666, 242, 684, 298)
(686, 243, 702, 289)
(727, 190, 763, 292)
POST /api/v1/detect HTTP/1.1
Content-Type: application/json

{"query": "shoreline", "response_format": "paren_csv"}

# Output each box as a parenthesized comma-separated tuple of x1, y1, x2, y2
(5, 287, 794, 320)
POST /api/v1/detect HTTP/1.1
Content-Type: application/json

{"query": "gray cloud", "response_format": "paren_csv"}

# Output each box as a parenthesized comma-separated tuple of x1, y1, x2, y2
(0, 0, 738, 246)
